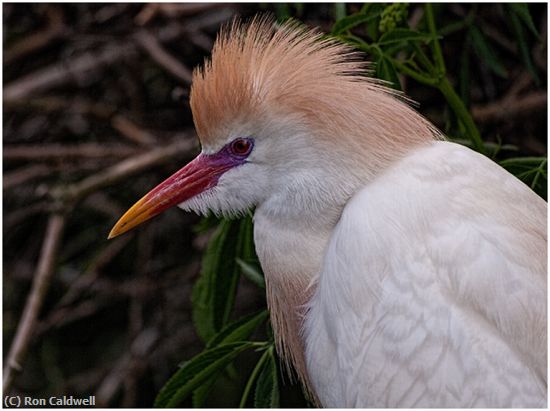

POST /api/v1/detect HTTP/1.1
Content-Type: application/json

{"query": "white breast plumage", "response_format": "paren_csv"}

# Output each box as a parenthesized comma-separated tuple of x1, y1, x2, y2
(304, 141, 546, 407)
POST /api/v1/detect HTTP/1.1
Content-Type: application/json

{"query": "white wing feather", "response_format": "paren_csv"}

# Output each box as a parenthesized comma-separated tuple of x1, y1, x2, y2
(305, 141, 547, 407)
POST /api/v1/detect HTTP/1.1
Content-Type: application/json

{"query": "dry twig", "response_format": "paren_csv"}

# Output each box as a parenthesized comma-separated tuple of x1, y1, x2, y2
(4, 45, 137, 102)
(135, 30, 193, 84)
(4, 164, 52, 189)
(3, 202, 52, 232)
(58, 137, 196, 204)
(3, 5, 67, 65)
(3, 136, 196, 394)
(3, 213, 67, 393)
(95, 327, 160, 406)
(135, 3, 223, 26)
(4, 143, 139, 161)
(111, 115, 157, 146)
(5, 96, 157, 146)
(472, 91, 547, 123)
(4, 9, 235, 102)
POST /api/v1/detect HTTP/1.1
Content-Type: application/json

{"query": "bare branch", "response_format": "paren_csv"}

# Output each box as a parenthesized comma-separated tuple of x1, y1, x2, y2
(3, 95, 115, 117)
(135, 3, 230, 26)
(35, 299, 108, 335)
(4, 144, 139, 161)
(59, 137, 197, 204)
(4, 202, 51, 232)
(95, 328, 160, 406)
(134, 4, 160, 26)
(111, 115, 157, 146)
(2, 137, 195, 393)
(135, 30, 193, 84)
(3, 44, 137, 102)
(3, 213, 67, 394)
(4, 96, 157, 146)
(3, 5, 67, 65)
(472, 91, 547, 123)
(4, 8, 235, 102)
(4, 164, 52, 189)
(54, 235, 134, 309)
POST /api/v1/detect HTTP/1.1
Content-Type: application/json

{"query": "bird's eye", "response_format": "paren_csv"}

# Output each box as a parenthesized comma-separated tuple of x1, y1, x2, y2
(230, 138, 253, 156)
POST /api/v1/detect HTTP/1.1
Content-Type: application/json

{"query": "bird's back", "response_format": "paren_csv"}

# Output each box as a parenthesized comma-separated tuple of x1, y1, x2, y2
(304, 141, 547, 407)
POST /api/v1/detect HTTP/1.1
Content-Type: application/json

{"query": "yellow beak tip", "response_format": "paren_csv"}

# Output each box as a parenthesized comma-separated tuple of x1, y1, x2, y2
(108, 220, 131, 240)
(107, 202, 153, 240)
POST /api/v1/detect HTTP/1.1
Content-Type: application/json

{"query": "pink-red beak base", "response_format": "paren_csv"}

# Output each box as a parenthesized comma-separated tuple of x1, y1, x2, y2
(108, 152, 239, 239)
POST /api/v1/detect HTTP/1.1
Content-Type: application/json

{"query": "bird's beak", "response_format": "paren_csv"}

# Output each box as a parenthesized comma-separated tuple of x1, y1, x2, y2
(108, 153, 232, 239)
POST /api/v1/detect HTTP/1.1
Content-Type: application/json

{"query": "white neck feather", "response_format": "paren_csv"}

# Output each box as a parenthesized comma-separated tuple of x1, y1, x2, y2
(253, 153, 373, 399)
(252, 125, 437, 398)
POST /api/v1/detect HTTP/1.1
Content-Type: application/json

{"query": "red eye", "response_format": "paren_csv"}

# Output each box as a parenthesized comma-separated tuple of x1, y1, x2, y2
(230, 138, 253, 156)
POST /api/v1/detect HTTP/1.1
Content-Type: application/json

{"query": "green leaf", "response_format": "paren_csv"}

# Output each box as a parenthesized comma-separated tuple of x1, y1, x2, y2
(333, 3, 346, 21)
(459, 34, 471, 107)
(507, 11, 540, 85)
(499, 157, 547, 167)
(449, 138, 518, 157)
(155, 342, 256, 408)
(239, 345, 271, 407)
(500, 157, 547, 200)
(236, 258, 265, 289)
(508, 4, 539, 37)
(331, 12, 379, 36)
(193, 213, 221, 233)
(377, 28, 433, 46)
(338, 33, 373, 53)
(194, 309, 265, 405)
(468, 26, 508, 78)
(239, 215, 256, 264)
(191, 380, 216, 408)
(192, 216, 256, 341)
(438, 18, 473, 37)
(190, 310, 268, 405)
(254, 348, 279, 408)
(376, 57, 401, 90)
(274, 3, 291, 22)
(206, 310, 268, 349)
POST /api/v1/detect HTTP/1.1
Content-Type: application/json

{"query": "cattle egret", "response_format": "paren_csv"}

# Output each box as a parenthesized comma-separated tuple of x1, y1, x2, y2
(109, 18, 547, 407)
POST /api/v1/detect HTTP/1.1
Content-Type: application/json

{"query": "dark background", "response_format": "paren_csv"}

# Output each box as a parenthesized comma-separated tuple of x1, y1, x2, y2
(3, 3, 547, 407)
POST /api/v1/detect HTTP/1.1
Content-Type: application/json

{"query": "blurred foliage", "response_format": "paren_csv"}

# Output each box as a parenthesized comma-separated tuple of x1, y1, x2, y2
(155, 213, 279, 407)
(192, 215, 256, 342)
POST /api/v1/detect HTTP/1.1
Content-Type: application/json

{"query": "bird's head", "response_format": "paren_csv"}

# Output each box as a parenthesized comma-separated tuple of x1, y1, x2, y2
(109, 16, 440, 239)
